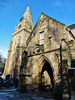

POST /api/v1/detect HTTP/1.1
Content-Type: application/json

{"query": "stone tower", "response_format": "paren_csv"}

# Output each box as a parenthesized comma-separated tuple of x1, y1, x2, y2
(2, 6, 34, 79)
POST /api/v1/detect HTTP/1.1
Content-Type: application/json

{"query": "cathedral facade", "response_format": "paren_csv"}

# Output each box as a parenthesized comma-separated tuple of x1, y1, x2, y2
(3, 6, 75, 88)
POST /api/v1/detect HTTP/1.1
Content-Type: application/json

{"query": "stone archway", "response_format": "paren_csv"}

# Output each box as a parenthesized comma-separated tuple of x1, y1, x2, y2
(35, 55, 54, 88)
(40, 60, 54, 88)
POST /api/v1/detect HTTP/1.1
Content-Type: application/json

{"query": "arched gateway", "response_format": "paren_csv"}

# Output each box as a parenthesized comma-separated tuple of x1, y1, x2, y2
(35, 55, 54, 88)
(40, 60, 54, 88)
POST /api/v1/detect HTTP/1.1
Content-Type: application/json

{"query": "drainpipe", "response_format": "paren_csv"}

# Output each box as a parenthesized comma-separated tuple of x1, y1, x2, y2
(60, 44, 62, 76)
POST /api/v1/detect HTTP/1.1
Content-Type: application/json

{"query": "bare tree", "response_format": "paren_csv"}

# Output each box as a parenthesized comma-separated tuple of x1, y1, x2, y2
(0, 53, 6, 73)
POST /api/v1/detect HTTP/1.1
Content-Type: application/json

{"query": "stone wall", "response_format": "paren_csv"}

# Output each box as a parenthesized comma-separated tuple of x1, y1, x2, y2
(21, 13, 75, 88)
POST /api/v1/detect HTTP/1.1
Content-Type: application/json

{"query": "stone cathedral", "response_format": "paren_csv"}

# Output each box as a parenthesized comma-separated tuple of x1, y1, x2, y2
(3, 6, 75, 88)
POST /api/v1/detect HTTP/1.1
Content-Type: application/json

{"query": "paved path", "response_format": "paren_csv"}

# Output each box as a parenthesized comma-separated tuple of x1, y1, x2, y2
(0, 87, 18, 100)
(0, 88, 55, 100)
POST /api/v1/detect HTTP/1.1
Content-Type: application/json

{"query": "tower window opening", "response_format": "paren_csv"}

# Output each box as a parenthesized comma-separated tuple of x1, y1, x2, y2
(19, 25, 21, 29)
(40, 31, 44, 45)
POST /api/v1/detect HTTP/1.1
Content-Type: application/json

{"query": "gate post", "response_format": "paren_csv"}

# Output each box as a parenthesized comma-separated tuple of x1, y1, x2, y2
(68, 68, 75, 100)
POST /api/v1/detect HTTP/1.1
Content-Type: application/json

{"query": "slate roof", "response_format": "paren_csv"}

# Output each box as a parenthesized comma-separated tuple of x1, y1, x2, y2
(68, 23, 75, 30)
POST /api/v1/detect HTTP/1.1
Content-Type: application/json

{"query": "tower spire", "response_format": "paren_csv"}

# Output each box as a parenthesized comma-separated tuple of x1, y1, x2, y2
(26, 6, 30, 11)
(23, 6, 30, 17)
(22, 6, 34, 28)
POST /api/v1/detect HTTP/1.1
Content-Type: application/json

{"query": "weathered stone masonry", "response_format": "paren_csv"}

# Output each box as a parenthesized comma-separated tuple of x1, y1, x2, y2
(3, 6, 75, 88)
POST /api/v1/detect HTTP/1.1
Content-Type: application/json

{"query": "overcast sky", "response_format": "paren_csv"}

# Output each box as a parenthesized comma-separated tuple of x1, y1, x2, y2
(0, 0, 75, 58)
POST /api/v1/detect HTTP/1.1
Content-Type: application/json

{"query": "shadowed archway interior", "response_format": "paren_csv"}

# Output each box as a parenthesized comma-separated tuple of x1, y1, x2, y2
(41, 60, 54, 88)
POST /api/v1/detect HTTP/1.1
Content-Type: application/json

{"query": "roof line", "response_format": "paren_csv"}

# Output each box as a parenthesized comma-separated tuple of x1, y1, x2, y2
(42, 12, 66, 26)
(68, 23, 75, 27)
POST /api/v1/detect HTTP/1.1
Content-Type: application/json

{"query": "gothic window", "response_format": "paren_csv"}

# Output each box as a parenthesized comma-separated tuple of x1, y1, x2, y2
(40, 31, 44, 45)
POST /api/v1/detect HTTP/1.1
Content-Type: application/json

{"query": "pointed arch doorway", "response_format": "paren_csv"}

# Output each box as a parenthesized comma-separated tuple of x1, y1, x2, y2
(39, 59, 54, 89)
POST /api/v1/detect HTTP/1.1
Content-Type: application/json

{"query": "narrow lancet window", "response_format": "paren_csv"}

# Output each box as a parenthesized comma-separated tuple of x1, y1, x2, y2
(40, 31, 44, 45)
